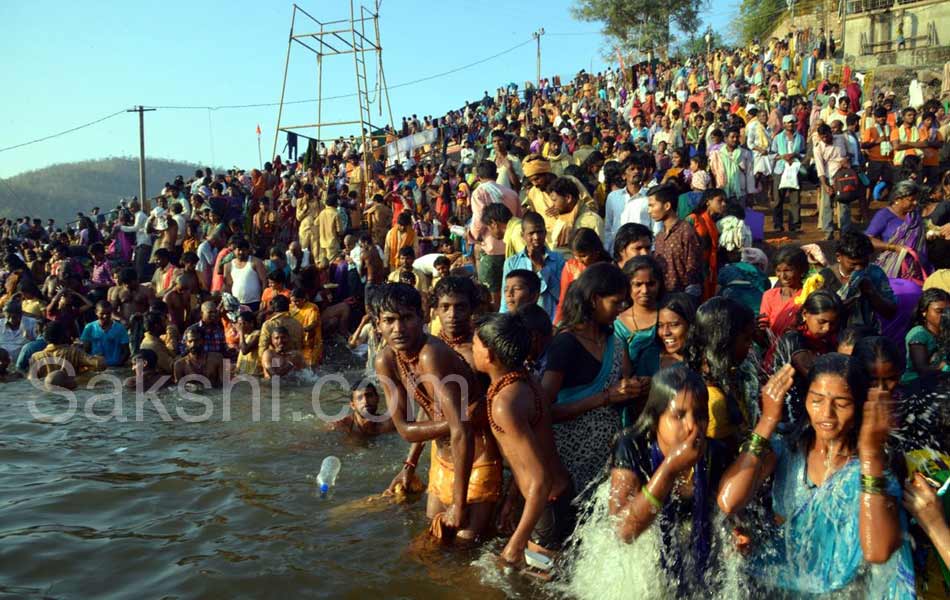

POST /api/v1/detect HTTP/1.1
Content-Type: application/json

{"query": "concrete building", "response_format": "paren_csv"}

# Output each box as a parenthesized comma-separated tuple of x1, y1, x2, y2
(842, 0, 950, 70)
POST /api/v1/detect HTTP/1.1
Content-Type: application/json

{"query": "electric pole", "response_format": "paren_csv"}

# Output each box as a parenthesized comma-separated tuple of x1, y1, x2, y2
(127, 105, 155, 209)
(533, 27, 545, 86)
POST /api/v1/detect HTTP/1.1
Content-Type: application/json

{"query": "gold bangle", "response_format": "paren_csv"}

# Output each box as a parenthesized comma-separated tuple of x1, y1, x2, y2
(641, 485, 663, 510)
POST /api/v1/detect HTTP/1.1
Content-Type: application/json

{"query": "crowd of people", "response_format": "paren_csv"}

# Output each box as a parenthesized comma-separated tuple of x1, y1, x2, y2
(3, 33, 950, 598)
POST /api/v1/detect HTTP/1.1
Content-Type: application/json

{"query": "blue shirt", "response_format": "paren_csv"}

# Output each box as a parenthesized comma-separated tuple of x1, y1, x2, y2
(500, 247, 565, 320)
(80, 320, 130, 367)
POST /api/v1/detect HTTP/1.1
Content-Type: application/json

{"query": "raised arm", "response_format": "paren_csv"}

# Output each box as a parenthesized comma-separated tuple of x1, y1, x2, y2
(717, 364, 792, 515)
(857, 388, 903, 563)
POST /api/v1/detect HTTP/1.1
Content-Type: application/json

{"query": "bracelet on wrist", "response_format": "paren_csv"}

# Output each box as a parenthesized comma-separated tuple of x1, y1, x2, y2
(641, 485, 664, 511)
(404, 460, 417, 470)
(860, 474, 888, 495)
(740, 431, 772, 457)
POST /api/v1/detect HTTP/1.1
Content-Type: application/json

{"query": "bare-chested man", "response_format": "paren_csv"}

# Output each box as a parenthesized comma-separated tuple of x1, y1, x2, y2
(330, 381, 396, 437)
(358, 232, 385, 290)
(108, 267, 155, 326)
(372, 283, 501, 543)
(163, 274, 194, 332)
(173, 327, 224, 387)
(390, 276, 482, 492)
(473, 312, 575, 568)
(261, 326, 305, 379)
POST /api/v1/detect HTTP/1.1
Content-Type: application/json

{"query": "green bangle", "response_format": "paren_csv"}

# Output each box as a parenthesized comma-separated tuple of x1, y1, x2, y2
(740, 431, 772, 457)
(641, 485, 663, 510)
(860, 474, 888, 496)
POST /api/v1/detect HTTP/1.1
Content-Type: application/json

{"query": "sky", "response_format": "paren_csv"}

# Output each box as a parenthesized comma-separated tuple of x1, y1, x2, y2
(0, 0, 737, 181)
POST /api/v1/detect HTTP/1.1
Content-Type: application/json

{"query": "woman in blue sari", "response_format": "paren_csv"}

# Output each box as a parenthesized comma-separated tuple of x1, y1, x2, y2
(614, 255, 664, 359)
(718, 354, 917, 598)
(542, 262, 644, 495)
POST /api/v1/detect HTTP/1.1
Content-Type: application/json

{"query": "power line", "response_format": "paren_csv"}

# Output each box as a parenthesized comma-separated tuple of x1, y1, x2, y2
(151, 38, 536, 112)
(0, 109, 127, 154)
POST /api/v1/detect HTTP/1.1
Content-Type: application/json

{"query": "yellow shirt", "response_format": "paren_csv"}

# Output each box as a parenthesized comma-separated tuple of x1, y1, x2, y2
(316, 206, 341, 252)
(30, 344, 104, 378)
(21, 298, 46, 320)
(706, 385, 743, 441)
(290, 301, 323, 367)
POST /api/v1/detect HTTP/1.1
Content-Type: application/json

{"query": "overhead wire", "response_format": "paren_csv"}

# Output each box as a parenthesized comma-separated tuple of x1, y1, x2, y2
(0, 109, 127, 154)
(150, 37, 536, 112)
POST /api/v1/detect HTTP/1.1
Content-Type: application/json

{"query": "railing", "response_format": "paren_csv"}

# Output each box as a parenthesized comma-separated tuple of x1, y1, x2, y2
(846, 0, 926, 14)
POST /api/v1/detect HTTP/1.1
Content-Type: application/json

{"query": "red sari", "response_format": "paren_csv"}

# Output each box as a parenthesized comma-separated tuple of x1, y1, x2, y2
(691, 210, 719, 300)
(554, 258, 586, 325)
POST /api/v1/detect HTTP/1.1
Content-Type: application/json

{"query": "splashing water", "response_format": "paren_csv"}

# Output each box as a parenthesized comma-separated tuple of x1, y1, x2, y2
(553, 481, 748, 600)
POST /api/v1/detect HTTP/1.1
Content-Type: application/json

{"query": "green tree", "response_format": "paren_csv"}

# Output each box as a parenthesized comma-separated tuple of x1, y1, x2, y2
(571, 0, 706, 59)
(733, 0, 787, 44)
(675, 27, 727, 59)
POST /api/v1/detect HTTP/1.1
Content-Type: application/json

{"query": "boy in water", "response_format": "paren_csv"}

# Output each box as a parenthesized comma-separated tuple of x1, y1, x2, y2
(372, 283, 501, 543)
(330, 381, 395, 436)
(472, 312, 575, 568)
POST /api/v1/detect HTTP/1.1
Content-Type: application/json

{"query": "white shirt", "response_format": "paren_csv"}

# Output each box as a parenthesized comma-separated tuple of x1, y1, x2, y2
(286, 248, 311, 272)
(120, 210, 151, 246)
(604, 185, 661, 251)
(0, 316, 37, 359)
(196, 240, 217, 274)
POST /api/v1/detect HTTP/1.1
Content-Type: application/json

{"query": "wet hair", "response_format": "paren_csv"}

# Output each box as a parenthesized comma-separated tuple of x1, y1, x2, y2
(558, 262, 629, 332)
(369, 283, 424, 320)
(633, 364, 709, 438)
(772, 244, 808, 274)
(433, 255, 451, 269)
(685, 297, 755, 412)
(835, 229, 874, 260)
(505, 269, 541, 296)
(351, 380, 378, 396)
(481, 202, 512, 226)
(475, 313, 532, 371)
(397, 212, 413, 227)
(571, 227, 608, 260)
(133, 349, 158, 370)
(847, 336, 903, 404)
(291, 287, 308, 299)
(268, 270, 286, 284)
(272, 326, 289, 337)
(623, 255, 666, 300)
(432, 275, 479, 307)
(913, 288, 950, 327)
(797, 352, 860, 451)
(612, 223, 653, 261)
(238, 312, 256, 323)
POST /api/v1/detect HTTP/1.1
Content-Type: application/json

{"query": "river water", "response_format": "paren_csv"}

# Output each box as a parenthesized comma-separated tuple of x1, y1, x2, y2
(0, 356, 538, 599)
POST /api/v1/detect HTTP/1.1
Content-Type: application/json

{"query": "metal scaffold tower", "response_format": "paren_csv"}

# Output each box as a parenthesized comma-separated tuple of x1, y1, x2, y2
(272, 1, 395, 166)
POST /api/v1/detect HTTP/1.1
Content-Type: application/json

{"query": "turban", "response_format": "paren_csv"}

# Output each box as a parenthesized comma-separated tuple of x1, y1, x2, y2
(522, 155, 552, 178)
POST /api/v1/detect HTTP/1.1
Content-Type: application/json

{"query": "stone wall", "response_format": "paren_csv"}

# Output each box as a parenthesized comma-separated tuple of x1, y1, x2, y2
(842, 0, 950, 69)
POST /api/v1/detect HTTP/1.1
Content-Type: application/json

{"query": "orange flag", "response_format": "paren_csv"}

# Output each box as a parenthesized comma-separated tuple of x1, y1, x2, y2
(256, 124, 262, 136)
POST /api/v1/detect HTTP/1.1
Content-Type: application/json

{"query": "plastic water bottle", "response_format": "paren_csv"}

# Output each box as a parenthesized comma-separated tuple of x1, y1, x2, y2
(316, 456, 341, 497)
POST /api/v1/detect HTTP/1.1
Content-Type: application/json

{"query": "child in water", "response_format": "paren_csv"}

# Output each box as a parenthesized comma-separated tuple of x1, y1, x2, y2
(473, 312, 575, 571)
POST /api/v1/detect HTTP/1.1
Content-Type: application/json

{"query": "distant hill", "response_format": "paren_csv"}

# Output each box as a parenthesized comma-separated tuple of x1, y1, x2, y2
(0, 157, 207, 224)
